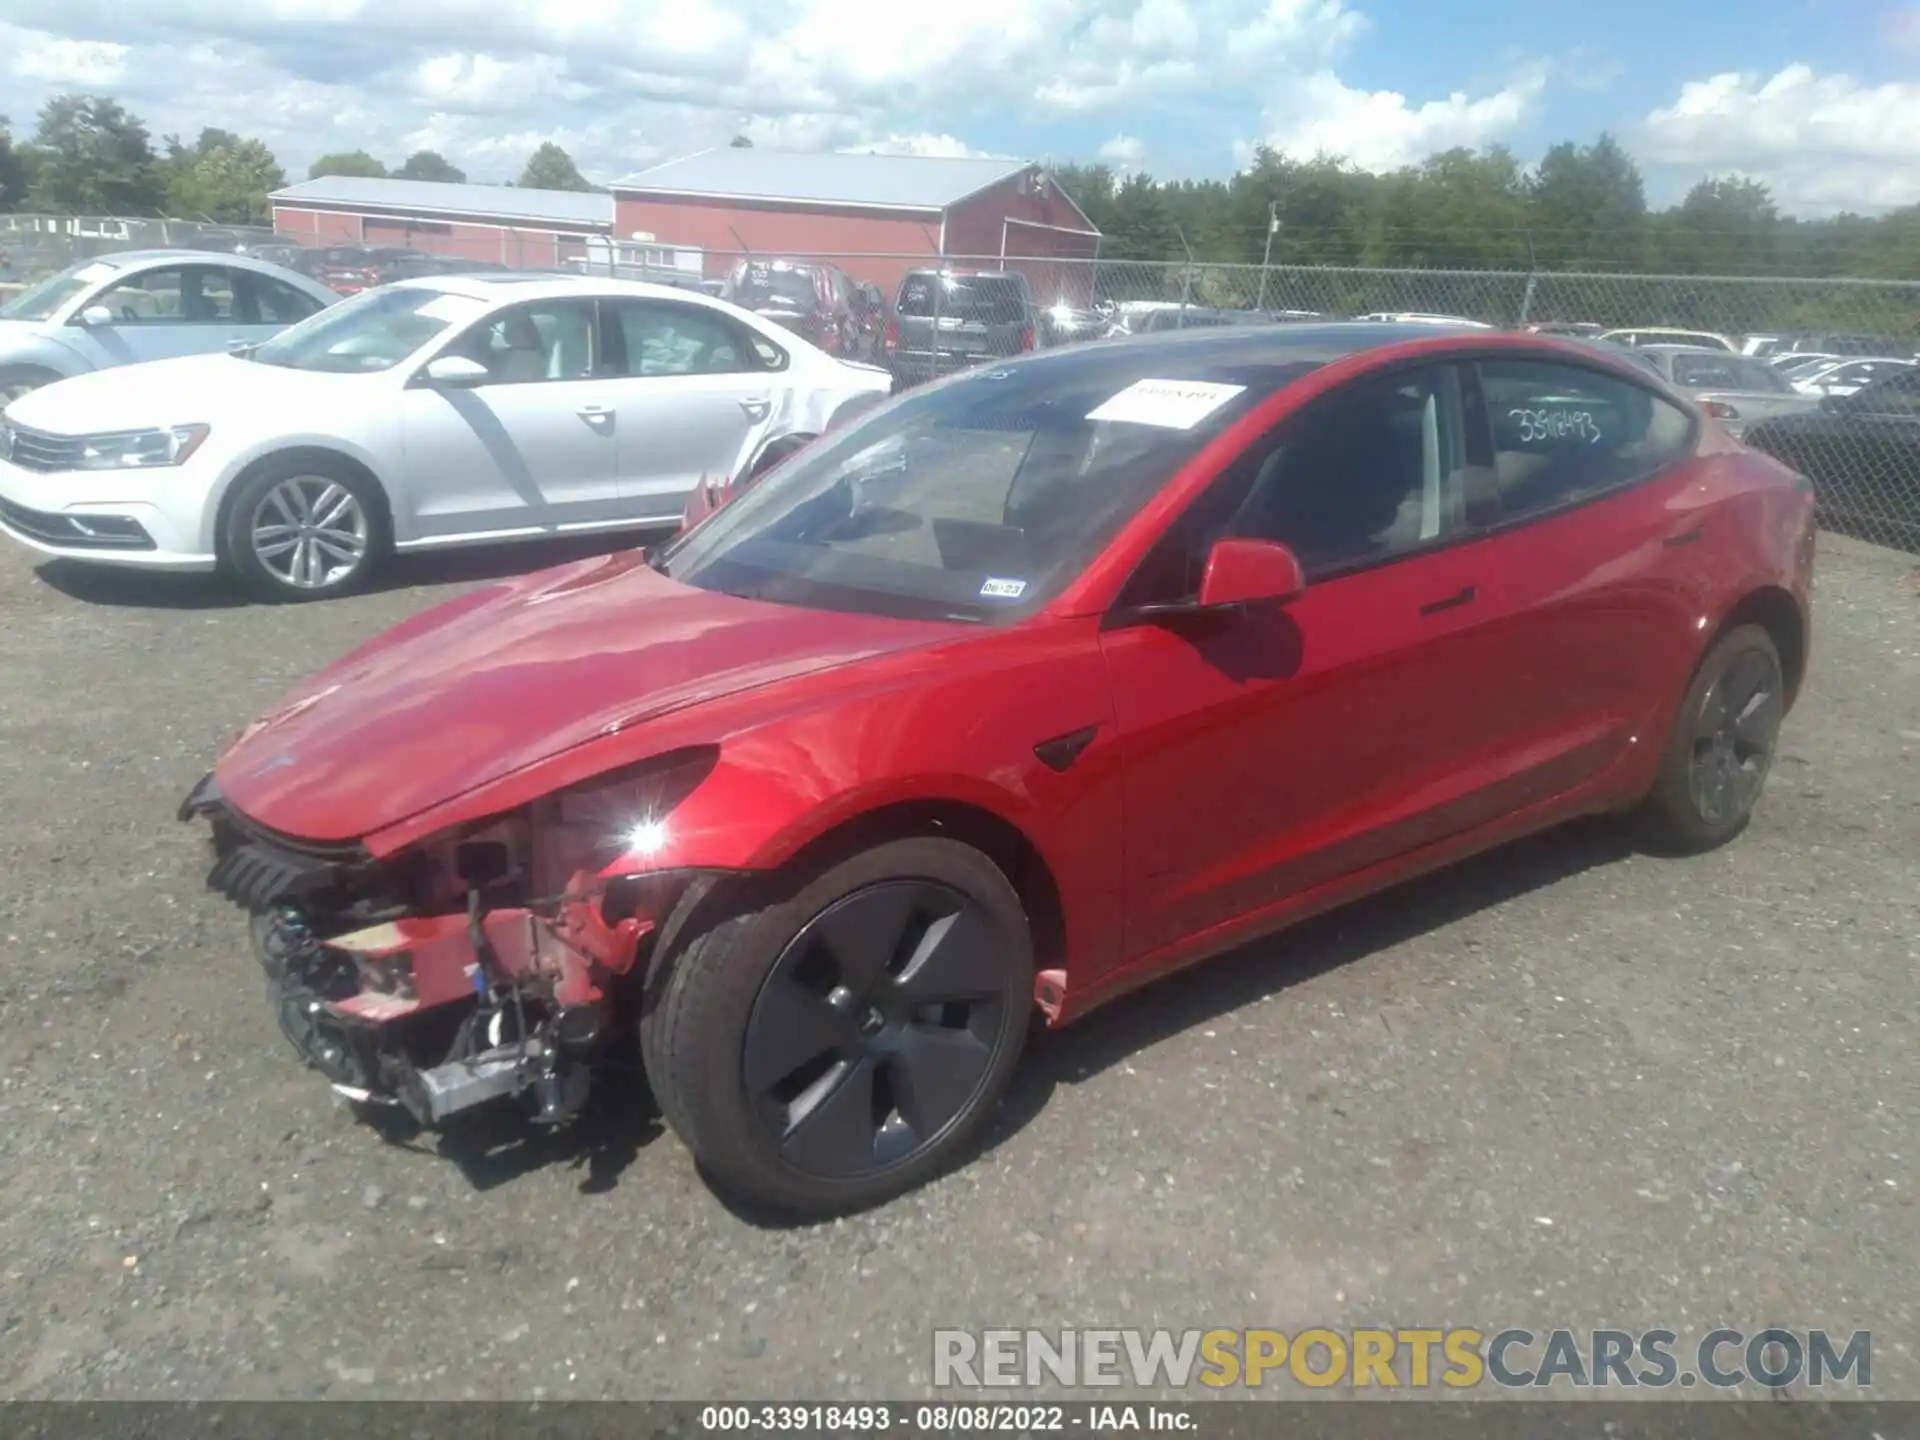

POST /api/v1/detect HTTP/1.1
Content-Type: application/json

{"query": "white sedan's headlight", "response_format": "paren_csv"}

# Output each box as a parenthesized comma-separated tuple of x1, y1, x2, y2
(75, 425, 210, 470)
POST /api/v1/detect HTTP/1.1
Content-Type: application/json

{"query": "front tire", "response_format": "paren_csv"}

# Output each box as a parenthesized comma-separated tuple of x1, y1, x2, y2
(221, 454, 388, 602)
(641, 837, 1033, 1216)
(0, 365, 64, 405)
(1639, 623, 1785, 852)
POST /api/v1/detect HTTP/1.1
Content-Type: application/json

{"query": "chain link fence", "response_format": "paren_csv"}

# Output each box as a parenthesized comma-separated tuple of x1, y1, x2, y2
(4, 213, 1917, 551)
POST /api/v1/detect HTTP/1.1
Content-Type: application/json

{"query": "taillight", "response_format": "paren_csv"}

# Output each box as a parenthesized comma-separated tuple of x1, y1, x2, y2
(884, 318, 899, 350)
(1019, 326, 1036, 352)
(1703, 400, 1740, 420)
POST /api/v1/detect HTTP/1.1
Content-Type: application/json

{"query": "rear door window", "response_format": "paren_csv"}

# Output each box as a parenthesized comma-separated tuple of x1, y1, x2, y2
(1476, 359, 1693, 522)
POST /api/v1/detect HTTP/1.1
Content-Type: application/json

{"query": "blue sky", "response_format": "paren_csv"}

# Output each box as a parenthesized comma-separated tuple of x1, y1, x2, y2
(3, 0, 1917, 215)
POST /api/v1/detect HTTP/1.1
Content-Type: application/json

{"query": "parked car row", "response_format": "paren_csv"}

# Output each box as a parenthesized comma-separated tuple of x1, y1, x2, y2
(0, 269, 894, 599)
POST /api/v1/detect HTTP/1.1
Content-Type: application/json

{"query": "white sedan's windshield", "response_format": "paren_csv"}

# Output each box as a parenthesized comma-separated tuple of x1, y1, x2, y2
(661, 350, 1319, 624)
(251, 286, 486, 373)
(0, 258, 118, 322)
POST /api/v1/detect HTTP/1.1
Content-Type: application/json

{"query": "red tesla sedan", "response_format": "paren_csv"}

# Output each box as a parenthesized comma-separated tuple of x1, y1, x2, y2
(180, 323, 1815, 1215)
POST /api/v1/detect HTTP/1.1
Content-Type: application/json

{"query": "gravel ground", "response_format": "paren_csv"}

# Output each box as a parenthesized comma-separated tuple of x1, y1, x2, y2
(0, 530, 1914, 1402)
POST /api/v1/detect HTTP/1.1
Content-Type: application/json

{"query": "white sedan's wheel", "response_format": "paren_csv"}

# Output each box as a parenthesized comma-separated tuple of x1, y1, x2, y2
(222, 455, 388, 603)
(249, 476, 372, 592)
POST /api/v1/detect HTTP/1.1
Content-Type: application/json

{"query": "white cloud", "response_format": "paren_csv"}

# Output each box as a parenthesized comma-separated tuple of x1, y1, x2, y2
(1642, 64, 1920, 211)
(0, 0, 1552, 204)
(1249, 70, 1546, 171)
(11, 35, 129, 86)
(843, 134, 999, 159)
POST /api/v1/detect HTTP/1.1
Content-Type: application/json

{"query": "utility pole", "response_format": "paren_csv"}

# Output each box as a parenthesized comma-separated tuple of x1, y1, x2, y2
(1255, 202, 1278, 312)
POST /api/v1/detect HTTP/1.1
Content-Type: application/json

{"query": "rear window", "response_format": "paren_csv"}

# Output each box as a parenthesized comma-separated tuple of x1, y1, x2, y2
(1671, 355, 1790, 392)
(727, 263, 817, 310)
(897, 273, 1029, 323)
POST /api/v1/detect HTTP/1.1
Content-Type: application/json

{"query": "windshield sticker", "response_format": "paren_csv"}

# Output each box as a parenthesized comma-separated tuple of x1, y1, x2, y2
(417, 295, 484, 322)
(1087, 378, 1247, 430)
(979, 577, 1028, 599)
(1509, 406, 1602, 444)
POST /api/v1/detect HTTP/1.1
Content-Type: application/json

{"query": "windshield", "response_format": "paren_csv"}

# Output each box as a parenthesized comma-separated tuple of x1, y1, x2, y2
(250, 286, 485, 374)
(0, 258, 118, 321)
(897, 273, 1027, 324)
(659, 352, 1317, 623)
(728, 263, 817, 310)
(1671, 354, 1790, 392)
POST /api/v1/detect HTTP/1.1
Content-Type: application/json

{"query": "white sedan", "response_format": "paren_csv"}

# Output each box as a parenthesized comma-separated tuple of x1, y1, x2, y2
(0, 274, 893, 600)
(0, 248, 340, 402)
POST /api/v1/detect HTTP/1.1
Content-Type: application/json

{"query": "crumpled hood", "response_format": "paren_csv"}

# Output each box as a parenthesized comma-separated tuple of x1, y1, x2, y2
(214, 550, 961, 843)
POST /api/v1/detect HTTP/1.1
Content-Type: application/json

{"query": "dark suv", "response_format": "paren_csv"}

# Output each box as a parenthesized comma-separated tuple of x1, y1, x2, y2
(885, 268, 1037, 389)
(722, 258, 869, 360)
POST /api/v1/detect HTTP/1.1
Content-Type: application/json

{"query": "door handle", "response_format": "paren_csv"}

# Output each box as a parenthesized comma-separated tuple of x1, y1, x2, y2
(1662, 524, 1704, 547)
(739, 397, 770, 419)
(576, 405, 612, 419)
(1418, 585, 1476, 616)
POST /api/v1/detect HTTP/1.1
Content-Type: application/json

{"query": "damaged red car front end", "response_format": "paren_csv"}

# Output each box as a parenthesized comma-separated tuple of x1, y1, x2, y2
(178, 743, 722, 1127)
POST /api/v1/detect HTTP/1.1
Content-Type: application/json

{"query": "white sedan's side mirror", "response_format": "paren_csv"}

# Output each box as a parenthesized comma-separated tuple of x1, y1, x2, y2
(78, 305, 115, 327)
(421, 354, 489, 388)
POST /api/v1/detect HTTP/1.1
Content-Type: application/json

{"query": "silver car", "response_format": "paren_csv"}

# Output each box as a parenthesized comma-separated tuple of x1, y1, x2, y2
(0, 249, 339, 403)
(1635, 344, 1819, 438)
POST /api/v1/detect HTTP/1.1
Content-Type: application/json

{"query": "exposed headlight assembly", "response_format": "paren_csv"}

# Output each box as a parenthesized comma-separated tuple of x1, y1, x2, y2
(75, 424, 210, 469)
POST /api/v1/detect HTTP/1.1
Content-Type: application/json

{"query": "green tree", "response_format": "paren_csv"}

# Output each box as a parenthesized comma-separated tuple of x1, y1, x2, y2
(518, 141, 593, 191)
(729, 134, 754, 148)
(396, 150, 466, 183)
(1525, 132, 1648, 269)
(1653, 176, 1781, 274)
(161, 128, 285, 223)
(308, 150, 387, 180)
(27, 94, 163, 214)
(0, 115, 32, 212)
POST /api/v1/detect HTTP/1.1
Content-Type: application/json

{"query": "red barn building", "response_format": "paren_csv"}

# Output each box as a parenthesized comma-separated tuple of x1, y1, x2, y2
(269, 176, 618, 268)
(611, 148, 1101, 296)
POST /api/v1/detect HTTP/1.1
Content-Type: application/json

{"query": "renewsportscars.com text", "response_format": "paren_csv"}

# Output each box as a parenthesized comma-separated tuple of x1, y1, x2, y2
(933, 1327, 1871, 1391)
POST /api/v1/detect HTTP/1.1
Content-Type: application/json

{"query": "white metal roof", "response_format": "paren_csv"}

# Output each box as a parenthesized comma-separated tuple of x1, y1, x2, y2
(612, 147, 1035, 213)
(269, 177, 614, 231)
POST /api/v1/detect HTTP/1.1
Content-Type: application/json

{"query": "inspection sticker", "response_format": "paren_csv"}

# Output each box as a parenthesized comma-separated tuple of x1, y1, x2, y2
(1086, 378, 1247, 430)
(979, 577, 1028, 599)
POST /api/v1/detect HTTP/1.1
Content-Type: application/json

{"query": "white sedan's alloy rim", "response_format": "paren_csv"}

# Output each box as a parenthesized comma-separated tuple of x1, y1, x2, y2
(250, 476, 369, 590)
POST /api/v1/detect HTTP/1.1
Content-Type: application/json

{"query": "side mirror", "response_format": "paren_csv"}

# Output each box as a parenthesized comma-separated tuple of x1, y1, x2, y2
(1196, 537, 1307, 609)
(78, 305, 114, 327)
(421, 354, 489, 388)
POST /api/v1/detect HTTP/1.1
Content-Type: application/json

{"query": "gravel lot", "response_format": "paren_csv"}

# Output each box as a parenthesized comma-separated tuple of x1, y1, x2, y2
(0, 529, 1914, 1402)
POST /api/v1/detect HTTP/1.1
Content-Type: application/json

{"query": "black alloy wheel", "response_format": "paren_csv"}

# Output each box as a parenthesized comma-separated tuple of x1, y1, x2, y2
(639, 836, 1033, 1215)
(1687, 644, 1783, 829)
(1642, 623, 1786, 851)
(743, 879, 1007, 1179)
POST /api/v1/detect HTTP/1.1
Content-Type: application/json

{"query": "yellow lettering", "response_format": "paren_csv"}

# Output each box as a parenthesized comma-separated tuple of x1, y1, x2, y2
(1398, 1329, 1444, 1387)
(1198, 1329, 1240, 1387)
(1244, 1329, 1287, 1387)
(1290, 1328, 1347, 1388)
(1443, 1329, 1485, 1388)
(1352, 1329, 1398, 1387)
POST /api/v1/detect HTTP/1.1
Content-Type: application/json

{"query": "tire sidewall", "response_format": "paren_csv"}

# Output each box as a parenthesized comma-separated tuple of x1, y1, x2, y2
(221, 455, 388, 603)
(0, 366, 66, 405)
(1647, 623, 1784, 850)
(653, 837, 1033, 1214)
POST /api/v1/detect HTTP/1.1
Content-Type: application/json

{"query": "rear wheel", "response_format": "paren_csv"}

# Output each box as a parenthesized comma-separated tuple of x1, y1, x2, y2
(1640, 623, 1785, 852)
(641, 837, 1033, 1215)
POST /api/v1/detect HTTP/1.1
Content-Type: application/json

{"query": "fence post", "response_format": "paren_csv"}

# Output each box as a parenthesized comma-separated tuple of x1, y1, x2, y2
(1516, 235, 1539, 328)
(1255, 202, 1277, 312)
(1174, 225, 1195, 320)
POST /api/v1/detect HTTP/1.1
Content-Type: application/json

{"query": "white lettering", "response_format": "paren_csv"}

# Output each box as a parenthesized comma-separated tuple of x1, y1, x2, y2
(933, 1331, 979, 1386)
